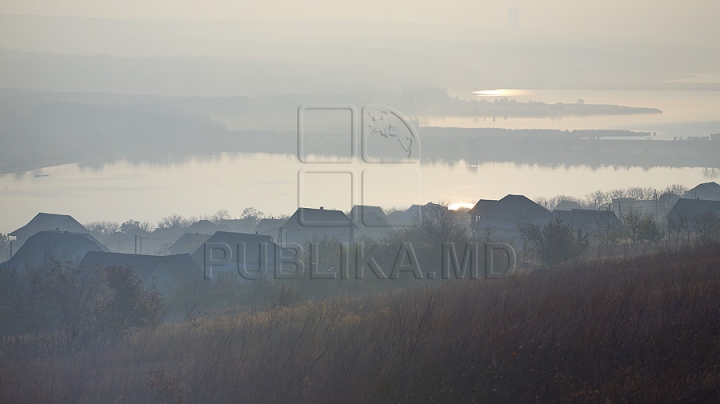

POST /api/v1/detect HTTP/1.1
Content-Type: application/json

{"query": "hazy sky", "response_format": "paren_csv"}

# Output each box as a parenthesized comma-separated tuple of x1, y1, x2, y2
(1, 0, 719, 48)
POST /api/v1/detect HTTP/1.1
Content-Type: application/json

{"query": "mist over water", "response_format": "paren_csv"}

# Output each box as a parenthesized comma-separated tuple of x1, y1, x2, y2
(428, 89, 720, 138)
(0, 152, 712, 233)
(2, 3, 720, 403)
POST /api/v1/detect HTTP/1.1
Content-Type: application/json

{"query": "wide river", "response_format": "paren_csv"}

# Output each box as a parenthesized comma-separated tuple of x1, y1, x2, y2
(1, 88, 719, 233)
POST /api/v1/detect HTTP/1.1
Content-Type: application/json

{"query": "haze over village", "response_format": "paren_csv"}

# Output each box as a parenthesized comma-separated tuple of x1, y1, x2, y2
(2, 0, 720, 402)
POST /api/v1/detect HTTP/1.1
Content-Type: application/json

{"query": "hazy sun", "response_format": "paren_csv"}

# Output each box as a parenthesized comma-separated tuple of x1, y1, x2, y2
(448, 202, 475, 211)
(472, 89, 528, 97)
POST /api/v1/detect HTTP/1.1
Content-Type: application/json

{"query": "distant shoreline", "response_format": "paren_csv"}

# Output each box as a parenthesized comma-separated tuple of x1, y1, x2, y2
(2, 128, 718, 175)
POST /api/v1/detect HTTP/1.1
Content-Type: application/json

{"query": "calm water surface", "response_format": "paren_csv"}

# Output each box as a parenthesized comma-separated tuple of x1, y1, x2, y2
(0, 152, 714, 233)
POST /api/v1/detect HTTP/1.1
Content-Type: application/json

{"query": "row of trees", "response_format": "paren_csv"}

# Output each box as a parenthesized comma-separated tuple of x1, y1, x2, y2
(85, 207, 267, 234)
(85, 219, 154, 235)
(535, 184, 688, 212)
(517, 208, 720, 267)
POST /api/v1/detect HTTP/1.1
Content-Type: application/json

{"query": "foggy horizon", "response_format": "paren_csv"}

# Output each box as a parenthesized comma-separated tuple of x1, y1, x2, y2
(2, 0, 719, 49)
(2, 3, 720, 402)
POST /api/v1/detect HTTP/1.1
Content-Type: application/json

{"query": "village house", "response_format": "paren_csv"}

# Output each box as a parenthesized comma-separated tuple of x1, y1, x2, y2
(683, 182, 720, 201)
(78, 251, 202, 295)
(9, 213, 89, 255)
(553, 200, 584, 211)
(1, 230, 109, 270)
(254, 218, 287, 242)
(396, 202, 444, 226)
(349, 205, 395, 240)
(189, 231, 286, 280)
(218, 218, 257, 233)
(553, 209, 623, 244)
(667, 199, 720, 236)
(168, 233, 212, 255)
(468, 195, 555, 245)
(279, 207, 357, 246)
(185, 220, 231, 235)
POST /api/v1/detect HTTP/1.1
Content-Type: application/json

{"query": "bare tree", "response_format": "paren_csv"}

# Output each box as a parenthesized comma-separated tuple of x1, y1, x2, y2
(590, 212, 624, 246)
(519, 219, 588, 267)
(241, 207, 265, 225)
(622, 211, 662, 244)
(0, 260, 163, 357)
(669, 208, 694, 246)
(584, 190, 611, 208)
(120, 219, 153, 233)
(413, 203, 471, 247)
(535, 195, 589, 211)
(688, 212, 720, 247)
(85, 221, 121, 235)
(156, 213, 191, 229)
(205, 209, 231, 224)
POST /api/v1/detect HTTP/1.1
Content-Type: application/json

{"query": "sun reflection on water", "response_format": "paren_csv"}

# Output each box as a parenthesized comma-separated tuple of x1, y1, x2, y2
(472, 89, 530, 97)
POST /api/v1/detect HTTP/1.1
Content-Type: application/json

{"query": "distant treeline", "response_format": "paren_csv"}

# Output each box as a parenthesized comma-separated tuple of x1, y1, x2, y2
(419, 127, 720, 169)
(0, 88, 661, 131)
(0, 93, 715, 174)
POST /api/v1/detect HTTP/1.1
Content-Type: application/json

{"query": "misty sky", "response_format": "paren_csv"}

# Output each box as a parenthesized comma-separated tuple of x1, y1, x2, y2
(1, 0, 719, 48)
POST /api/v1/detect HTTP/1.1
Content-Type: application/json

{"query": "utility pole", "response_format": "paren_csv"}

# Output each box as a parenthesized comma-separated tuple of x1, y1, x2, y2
(139, 236, 142, 254)
(135, 235, 137, 254)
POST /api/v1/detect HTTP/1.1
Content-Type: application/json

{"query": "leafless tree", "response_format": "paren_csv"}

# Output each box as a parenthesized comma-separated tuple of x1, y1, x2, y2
(622, 211, 661, 244)
(412, 203, 471, 247)
(688, 212, 720, 247)
(86, 221, 121, 235)
(157, 213, 191, 229)
(241, 207, 265, 225)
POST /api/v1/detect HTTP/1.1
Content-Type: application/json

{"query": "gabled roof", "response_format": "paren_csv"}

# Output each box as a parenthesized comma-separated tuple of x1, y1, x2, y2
(350, 205, 387, 219)
(554, 200, 584, 211)
(668, 198, 720, 221)
(400, 202, 444, 223)
(78, 251, 202, 288)
(219, 218, 258, 233)
(254, 218, 286, 234)
(4, 230, 109, 269)
(151, 227, 185, 238)
(186, 220, 231, 235)
(283, 208, 356, 229)
(189, 231, 281, 268)
(169, 233, 212, 255)
(349, 205, 391, 227)
(355, 212, 393, 228)
(469, 195, 553, 221)
(683, 182, 720, 201)
(553, 209, 622, 228)
(10, 213, 88, 238)
(198, 231, 274, 247)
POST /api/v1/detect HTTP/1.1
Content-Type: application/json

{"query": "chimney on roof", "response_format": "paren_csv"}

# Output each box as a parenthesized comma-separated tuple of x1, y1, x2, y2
(320, 206, 324, 210)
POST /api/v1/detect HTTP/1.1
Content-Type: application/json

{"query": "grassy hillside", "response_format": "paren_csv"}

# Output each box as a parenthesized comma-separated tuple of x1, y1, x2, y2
(2, 245, 720, 403)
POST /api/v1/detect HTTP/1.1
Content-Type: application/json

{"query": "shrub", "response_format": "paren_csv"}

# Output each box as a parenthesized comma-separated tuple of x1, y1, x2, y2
(521, 218, 589, 267)
(0, 260, 163, 356)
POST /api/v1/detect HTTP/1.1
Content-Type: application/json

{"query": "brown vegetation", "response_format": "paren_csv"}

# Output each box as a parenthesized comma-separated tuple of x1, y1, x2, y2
(2, 245, 720, 403)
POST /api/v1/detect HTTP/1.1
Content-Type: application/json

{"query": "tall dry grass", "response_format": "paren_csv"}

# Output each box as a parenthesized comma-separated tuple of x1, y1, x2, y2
(2, 245, 720, 403)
